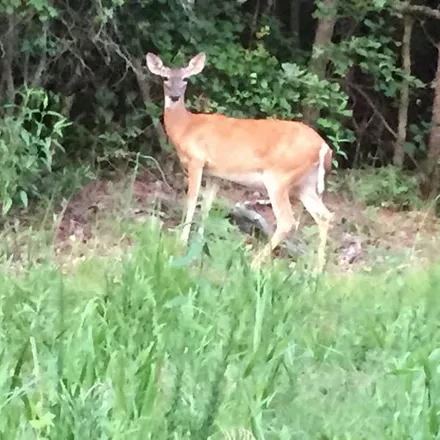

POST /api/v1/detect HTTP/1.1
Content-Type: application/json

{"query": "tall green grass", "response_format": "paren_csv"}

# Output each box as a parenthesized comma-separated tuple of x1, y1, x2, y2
(1, 219, 440, 439)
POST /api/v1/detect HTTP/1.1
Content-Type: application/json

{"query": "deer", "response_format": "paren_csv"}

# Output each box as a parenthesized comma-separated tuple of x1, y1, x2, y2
(146, 51, 335, 271)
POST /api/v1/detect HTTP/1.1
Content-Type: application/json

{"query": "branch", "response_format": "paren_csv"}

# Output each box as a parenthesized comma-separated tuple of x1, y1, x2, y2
(339, 79, 398, 139)
(95, 33, 168, 148)
(399, 3, 440, 20)
(131, 58, 168, 148)
(30, 21, 49, 88)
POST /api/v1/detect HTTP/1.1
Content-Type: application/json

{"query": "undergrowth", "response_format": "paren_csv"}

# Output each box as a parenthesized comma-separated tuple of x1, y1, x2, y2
(1, 217, 440, 439)
(329, 166, 424, 210)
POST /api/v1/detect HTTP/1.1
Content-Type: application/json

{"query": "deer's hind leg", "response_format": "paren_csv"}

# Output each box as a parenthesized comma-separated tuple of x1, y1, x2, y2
(299, 186, 334, 273)
(251, 172, 297, 268)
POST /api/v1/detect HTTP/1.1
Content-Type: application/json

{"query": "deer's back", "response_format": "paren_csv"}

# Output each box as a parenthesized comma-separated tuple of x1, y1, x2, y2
(175, 113, 325, 174)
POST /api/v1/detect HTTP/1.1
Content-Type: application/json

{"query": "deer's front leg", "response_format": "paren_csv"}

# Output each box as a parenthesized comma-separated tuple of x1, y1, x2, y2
(181, 161, 204, 246)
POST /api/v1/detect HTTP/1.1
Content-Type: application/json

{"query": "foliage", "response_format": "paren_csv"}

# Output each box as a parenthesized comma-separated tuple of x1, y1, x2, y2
(1, 221, 440, 437)
(330, 166, 423, 210)
(0, 88, 70, 215)
(328, 33, 425, 100)
(0, 0, 438, 211)
(405, 121, 432, 157)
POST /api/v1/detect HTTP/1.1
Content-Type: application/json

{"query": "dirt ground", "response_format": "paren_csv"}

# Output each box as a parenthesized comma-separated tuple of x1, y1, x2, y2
(54, 165, 440, 272)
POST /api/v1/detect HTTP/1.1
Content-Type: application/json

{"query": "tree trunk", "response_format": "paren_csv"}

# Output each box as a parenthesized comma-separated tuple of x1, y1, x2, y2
(303, 0, 338, 127)
(394, 14, 413, 168)
(426, 43, 440, 195)
(290, 0, 301, 50)
(0, 14, 17, 114)
(263, 0, 274, 15)
(248, 0, 261, 49)
(132, 58, 167, 149)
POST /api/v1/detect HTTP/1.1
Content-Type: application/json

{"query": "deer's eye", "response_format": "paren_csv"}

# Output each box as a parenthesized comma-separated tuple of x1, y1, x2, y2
(182, 77, 189, 82)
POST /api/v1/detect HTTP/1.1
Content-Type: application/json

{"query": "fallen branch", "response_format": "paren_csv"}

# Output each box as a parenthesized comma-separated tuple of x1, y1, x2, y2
(228, 202, 307, 257)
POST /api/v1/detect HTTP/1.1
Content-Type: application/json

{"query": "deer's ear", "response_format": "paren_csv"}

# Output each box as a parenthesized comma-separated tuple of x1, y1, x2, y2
(146, 53, 166, 76)
(185, 52, 206, 76)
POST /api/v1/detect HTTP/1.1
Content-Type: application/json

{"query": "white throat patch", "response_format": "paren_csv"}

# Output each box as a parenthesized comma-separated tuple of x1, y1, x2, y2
(164, 95, 173, 109)
(164, 96, 182, 109)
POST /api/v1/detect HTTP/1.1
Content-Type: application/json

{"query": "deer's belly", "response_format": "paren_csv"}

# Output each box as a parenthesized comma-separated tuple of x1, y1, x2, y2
(206, 169, 265, 188)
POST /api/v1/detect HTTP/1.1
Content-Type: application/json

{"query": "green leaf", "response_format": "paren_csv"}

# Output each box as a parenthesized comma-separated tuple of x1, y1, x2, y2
(19, 191, 28, 208)
(2, 197, 12, 216)
(20, 130, 31, 145)
(169, 236, 204, 267)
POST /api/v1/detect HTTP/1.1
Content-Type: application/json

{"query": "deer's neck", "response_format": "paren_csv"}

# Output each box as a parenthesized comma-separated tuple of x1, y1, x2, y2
(163, 100, 193, 145)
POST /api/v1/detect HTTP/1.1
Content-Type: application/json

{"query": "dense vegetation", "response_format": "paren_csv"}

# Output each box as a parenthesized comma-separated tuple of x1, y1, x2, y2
(0, 0, 439, 213)
(1, 0, 440, 438)
(2, 222, 440, 439)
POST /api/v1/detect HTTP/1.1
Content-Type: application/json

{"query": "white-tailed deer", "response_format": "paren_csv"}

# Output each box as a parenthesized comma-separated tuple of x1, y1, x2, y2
(146, 52, 335, 271)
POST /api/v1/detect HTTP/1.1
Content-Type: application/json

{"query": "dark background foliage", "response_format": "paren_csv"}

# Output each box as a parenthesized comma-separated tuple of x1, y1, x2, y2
(0, 0, 439, 214)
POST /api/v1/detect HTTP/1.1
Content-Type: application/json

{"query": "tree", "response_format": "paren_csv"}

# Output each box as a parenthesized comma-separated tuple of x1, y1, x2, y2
(427, 43, 440, 194)
(394, 14, 414, 168)
(397, 2, 440, 190)
(1, 0, 440, 213)
(303, 0, 338, 126)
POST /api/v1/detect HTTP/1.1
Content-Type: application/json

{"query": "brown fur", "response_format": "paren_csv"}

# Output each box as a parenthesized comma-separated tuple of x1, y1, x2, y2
(164, 102, 327, 182)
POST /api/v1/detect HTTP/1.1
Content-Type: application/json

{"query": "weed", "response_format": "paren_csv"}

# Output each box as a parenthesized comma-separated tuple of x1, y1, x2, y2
(0, 87, 71, 216)
(330, 166, 423, 211)
(0, 216, 440, 438)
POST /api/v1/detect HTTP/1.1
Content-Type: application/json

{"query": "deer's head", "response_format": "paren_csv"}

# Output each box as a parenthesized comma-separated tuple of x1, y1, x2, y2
(146, 52, 206, 108)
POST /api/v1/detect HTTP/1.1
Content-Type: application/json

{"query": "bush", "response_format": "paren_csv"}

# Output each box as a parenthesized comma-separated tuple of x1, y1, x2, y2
(330, 166, 423, 210)
(0, 88, 70, 215)
(2, 222, 440, 437)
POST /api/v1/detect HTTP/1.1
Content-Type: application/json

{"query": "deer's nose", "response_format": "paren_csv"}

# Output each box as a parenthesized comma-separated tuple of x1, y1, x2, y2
(170, 96, 180, 102)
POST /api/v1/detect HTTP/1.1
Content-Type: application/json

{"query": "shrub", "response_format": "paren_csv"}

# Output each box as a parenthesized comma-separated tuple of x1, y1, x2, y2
(0, 88, 70, 215)
(330, 166, 423, 210)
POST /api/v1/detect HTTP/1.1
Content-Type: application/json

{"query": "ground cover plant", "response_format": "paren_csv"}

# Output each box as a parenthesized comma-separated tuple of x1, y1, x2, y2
(1, 0, 440, 437)
(1, 194, 440, 439)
